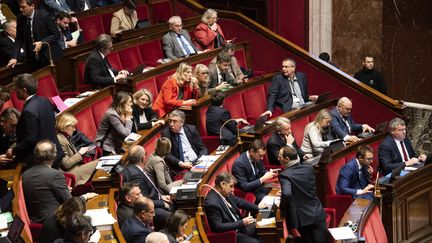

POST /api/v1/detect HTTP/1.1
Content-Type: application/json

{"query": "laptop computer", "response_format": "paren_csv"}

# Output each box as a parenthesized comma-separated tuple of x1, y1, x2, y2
(320, 139, 345, 158)
(136, 19, 151, 29)
(357, 121, 388, 139)
(183, 170, 204, 182)
(301, 91, 331, 108)
(0, 216, 25, 243)
(129, 64, 146, 76)
(241, 115, 268, 133)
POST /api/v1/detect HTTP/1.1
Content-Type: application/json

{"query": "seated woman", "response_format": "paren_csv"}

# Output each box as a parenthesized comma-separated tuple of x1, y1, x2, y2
(56, 113, 98, 185)
(153, 63, 199, 117)
(131, 88, 165, 132)
(54, 215, 97, 243)
(145, 137, 183, 194)
(161, 210, 190, 243)
(301, 109, 336, 156)
(193, 9, 226, 51)
(193, 64, 210, 97)
(96, 91, 133, 155)
(110, 0, 137, 36)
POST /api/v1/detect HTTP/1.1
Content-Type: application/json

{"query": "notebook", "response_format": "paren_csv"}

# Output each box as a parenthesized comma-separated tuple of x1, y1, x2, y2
(0, 216, 24, 243)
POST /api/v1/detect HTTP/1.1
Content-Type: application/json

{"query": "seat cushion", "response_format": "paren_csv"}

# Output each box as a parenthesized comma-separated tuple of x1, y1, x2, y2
(119, 46, 143, 71)
(241, 86, 266, 123)
(79, 16, 104, 41)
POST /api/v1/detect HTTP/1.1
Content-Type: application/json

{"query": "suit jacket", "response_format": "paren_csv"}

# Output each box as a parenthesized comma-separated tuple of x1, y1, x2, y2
(161, 124, 208, 173)
(0, 37, 25, 66)
(266, 132, 304, 166)
(13, 96, 64, 168)
(40, 0, 71, 13)
(121, 215, 152, 243)
(39, 214, 65, 243)
(279, 164, 326, 228)
(336, 158, 372, 199)
(144, 154, 174, 194)
(117, 202, 133, 227)
(206, 105, 237, 145)
(162, 30, 197, 60)
(329, 107, 363, 139)
(232, 152, 268, 202)
(110, 9, 138, 36)
(266, 72, 309, 112)
(131, 104, 158, 132)
(209, 56, 244, 80)
(121, 164, 165, 208)
(14, 9, 63, 67)
(192, 22, 225, 51)
(66, 0, 95, 12)
(378, 134, 416, 175)
(204, 189, 258, 233)
(95, 108, 132, 153)
(208, 63, 237, 90)
(84, 50, 119, 88)
(22, 164, 72, 223)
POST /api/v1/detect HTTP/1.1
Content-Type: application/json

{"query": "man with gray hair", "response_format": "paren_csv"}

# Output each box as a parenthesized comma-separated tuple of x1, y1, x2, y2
(161, 109, 208, 175)
(0, 20, 25, 66)
(162, 16, 197, 60)
(378, 117, 427, 175)
(145, 232, 169, 243)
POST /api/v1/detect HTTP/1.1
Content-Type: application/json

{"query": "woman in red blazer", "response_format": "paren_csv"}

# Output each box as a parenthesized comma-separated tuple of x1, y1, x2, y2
(193, 9, 226, 51)
(153, 63, 199, 117)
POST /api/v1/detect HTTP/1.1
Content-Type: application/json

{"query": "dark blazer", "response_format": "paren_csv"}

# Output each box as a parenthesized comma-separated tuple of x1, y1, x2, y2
(336, 158, 372, 199)
(22, 164, 72, 223)
(0, 37, 25, 66)
(266, 132, 304, 166)
(121, 164, 165, 208)
(378, 134, 416, 175)
(14, 9, 63, 67)
(66, 0, 95, 11)
(39, 214, 65, 243)
(279, 163, 326, 229)
(0, 128, 15, 154)
(266, 72, 309, 112)
(205, 189, 258, 233)
(162, 30, 197, 60)
(131, 104, 158, 133)
(160, 229, 177, 243)
(206, 105, 237, 145)
(208, 63, 236, 89)
(161, 124, 208, 173)
(121, 216, 152, 243)
(13, 96, 64, 168)
(232, 152, 268, 202)
(329, 107, 363, 139)
(84, 50, 119, 88)
(116, 202, 133, 227)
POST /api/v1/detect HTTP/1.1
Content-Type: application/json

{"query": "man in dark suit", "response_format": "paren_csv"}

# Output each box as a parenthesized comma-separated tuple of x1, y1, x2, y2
(379, 117, 427, 175)
(336, 145, 375, 200)
(56, 11, 83, 49)
(261, 58, 317, 117)
(40, 0, 71, 14)
(208, 52, 243, 93)
(161, 109, 208, 175)
(162, 16, 197, 60)
(22, 140, 96, 223)
(66, 0, 95, 12)
(121, 196, 154, 243)
(7, 0, 63, 69)
(278, 145, 327, 243)
(84, 34, 129, 88)
(6, 73, 64, 168)
(206, 91, 248, 145)
(121, 145, 171, 230)
(267, 117, 308, 166)
(232, 139, 278, 203)
(205, 172, 264, 243)
(117, 182, 143, 227)
(0, 20, 25, 66)
(0, 108, 19, 165)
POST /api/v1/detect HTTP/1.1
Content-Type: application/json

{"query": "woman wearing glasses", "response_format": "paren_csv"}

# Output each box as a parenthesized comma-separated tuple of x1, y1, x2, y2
(193, 9, 226, 51)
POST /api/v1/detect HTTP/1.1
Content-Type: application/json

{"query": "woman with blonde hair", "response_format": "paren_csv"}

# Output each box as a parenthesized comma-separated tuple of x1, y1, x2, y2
(132, 88, 165, 132)
(193, 64, 210, 97)
(193, 9, 226, 51)
(145, 137, 183, 194)
(301, 109, 335, 156)
(56, 113, 98, 185)
(153, 62, 199, 117)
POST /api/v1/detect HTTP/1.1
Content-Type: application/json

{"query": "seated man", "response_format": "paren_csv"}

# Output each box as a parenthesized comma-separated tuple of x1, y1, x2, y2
(117, 182, 143, 227)
(121, 196, 154, 243)
(330, 97, 374, 143)
(206, 91, 248, 145)
(278, 146, 327, 243)
(205, 172, 264, 243)
(208, 42, 245, 83)
(0, 20, 25, 66)
(379, 117, 427, 175)
(84, 34, 129, 88)
(266, 117, 308, 166)
(336, 145, 375, 200)
(161, 110, 208, 175)
(208, 52, 244, 93)
(121, 145, 171, 230)
(162, 16, 197, 60)
(0, 108, 20, 156)
(232, 139, 278, 203)
(56, 11, 83, 49)
(261, 58, 317, 117)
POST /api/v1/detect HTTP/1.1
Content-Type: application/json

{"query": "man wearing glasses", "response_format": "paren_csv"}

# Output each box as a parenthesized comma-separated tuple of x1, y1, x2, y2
(336, 145, 375, 200)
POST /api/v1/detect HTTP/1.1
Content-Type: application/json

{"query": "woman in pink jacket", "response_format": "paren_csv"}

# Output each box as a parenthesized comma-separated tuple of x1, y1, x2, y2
(193, 9, 226, 51)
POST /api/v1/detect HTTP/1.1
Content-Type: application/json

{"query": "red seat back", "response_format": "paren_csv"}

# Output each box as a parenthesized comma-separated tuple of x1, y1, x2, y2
(10, 91, 24, 111)
(136, 4, 149, 21)
(241, 86, 266, 123)
(36, 74, 59, 98)
(143, 133, 160, 155)
(91, 96, 113, 128)
(101, 12, 113, 35)
(223, 93, 246, 120)
(150, 1, 172, 24)
(225, 152, 240, 172)
(139, 40, 163, 66)
(326, 158, 346, 195)
(18, 180, 34, 242)
(290, 117, 308, 147)
(119, 46, 143, 71)
(199, 106, 209, 136)
(106, 53, 123, 71)
(77, 60, 86, 86)
(75, 108, 98, 140)
(367, 207, 388, 243)
(155, 70, 175, 91)
(234, 49, 247, 68)
(79, 16, 104, 41)
(134, 77, 158, 100)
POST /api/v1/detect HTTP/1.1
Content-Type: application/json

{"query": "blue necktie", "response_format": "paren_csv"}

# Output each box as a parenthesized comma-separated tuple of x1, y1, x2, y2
(177, 34, 191, 56)
(176, 133, 184, 161)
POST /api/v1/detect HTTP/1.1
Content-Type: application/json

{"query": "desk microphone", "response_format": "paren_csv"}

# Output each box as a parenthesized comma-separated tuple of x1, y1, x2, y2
(220, 118, 242, 145)
(40, 42, 55, 67)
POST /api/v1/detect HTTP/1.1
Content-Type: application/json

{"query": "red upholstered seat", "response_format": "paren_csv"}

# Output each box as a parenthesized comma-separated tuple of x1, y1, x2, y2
(79, 16, 104, 41)
(18, 180, 42, 242)
(0, 100, 13, 113)
(106, 53, 123, 71)
(143, 133, 160, 155)
(76, 60, 90, 91)
(135, 77, 158, 100)
(139, 40, 163, 66)
(136, 4, 149, 21)
(290, 117, 308, 147)
(201, 212, 237, 243)
(366, 206, 387, 243)
(118, 46, 143, 71)
(198, 106, 219, 152)
(241, 86, 267, 123)
(75, 108, 98, 141)
(155, 70, 175, 91)
(63, 172, 76, 188)
(150, 0, 172, 24)
(225, 152, 240, 172)
(101, 12, 113, 35)
(91, 96, 113, 128)
(37, 74, 59, 98)
(223, 93, 246, 121)
(10, 91, 24, 111)
(362, 220, 376, 243)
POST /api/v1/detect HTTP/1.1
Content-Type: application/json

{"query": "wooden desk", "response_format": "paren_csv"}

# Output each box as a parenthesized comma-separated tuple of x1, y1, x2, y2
(91, 170, 120, 194)
(336, 198, 372, 243)
(256, 188, 284, 242)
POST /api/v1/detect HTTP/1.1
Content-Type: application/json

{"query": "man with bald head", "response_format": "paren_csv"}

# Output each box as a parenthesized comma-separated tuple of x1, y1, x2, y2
(146, 232, 169, 243)
(330, 97, 374, 143)
(121, 196, 155, 243)
(162, 16, 197, 60)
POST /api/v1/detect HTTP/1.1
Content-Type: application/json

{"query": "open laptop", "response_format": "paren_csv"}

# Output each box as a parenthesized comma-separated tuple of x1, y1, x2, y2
(136, 19, 151, 29)
(320, 139, 345, 158)
(357, 121, 389, 139)
(129, 64, 146, 76)
(0, 216, 25, 243)
(301, 91, 331, 108)
(241, 115, 268, 133)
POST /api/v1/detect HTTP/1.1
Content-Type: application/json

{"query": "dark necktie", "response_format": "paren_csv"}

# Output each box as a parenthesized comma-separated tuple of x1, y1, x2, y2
(400, 141, 409, 161)
(251, 161, 258, 177)
(176, 133, 184, 161)
(177, 34, 191, 56)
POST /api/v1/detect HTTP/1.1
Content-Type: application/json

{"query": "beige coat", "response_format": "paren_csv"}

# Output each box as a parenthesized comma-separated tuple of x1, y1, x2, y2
(110, 9, 138, 36)
(57, 133, 98, 185)
(144, 154, 182, 194)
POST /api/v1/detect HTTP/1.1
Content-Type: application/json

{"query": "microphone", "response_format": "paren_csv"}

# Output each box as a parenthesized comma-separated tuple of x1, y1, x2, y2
(220, 118, 242, 145)
(40, 42, 55, 67)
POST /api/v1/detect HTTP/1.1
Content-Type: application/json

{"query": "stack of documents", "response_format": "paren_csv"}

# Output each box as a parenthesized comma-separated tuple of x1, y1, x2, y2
(85, 209, 117, 230)
(96, 155, 122, 172)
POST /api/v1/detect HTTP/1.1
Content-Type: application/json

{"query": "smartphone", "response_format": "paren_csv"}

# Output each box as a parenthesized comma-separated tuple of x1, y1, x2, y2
(184, 233, 194, 241)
